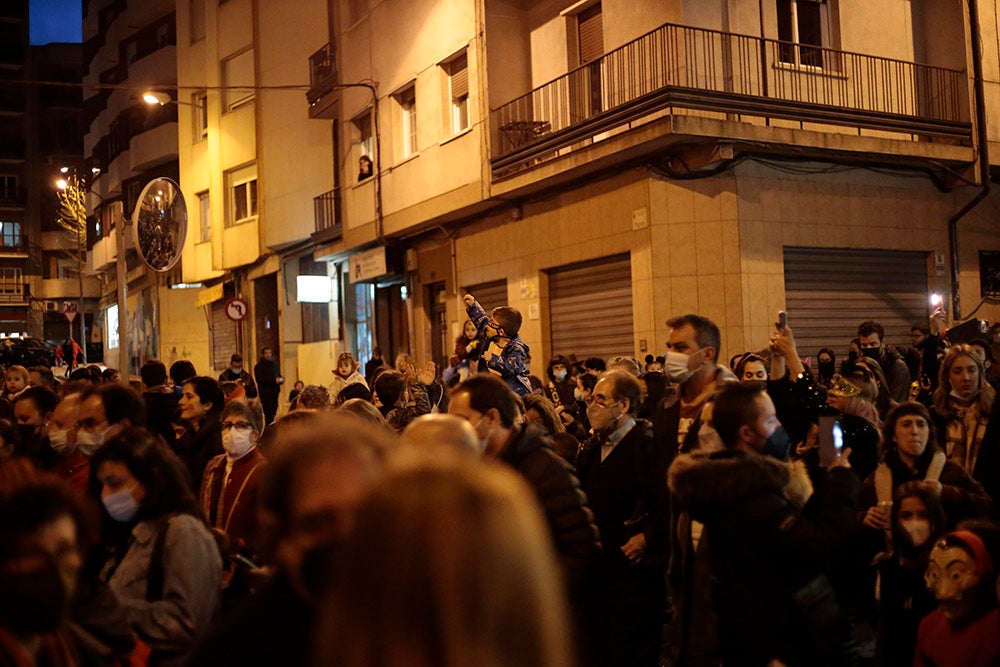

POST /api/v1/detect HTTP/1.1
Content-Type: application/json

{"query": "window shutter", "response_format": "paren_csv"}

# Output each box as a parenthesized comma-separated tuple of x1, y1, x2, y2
(449, 53, 468, 100)
(577, 4, 604, 65)
(549, 254, 633, 359)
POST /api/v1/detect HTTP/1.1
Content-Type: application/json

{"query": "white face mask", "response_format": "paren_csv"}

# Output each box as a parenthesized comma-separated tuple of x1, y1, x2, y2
(664, 348, 703, 383)
(900, 518, 931, 548)
(48, 428, 73, 456)
(554, 369, 568, 382)
(222, 428, 256, 460)
(76, 428, 108, 457)
(574, 388, 586, 401)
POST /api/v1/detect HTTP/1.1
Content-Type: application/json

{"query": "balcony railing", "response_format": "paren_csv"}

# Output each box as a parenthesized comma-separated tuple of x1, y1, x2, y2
(313, 188, 342, 239)
(491, 22, 970, 173)
(306, 42, 338, 105)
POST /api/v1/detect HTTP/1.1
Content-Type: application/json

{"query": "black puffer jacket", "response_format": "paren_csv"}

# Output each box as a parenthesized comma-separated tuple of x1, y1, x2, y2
(500, 423, 602, 586)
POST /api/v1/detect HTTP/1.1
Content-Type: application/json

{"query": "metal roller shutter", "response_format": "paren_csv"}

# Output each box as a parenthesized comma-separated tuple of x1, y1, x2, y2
(463, 280, 508, 316)
(577, 3, 604, 65)
(549, 254, 632, 360)
(783, 247, 929, 360)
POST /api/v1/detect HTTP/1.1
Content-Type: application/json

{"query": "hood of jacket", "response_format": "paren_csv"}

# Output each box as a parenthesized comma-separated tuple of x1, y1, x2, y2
(668, 450, 813, 520)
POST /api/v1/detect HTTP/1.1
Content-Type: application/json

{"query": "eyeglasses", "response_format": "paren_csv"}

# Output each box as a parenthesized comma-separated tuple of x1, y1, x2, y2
(221, 421, 253, 431)
(585, 393, 618, 408)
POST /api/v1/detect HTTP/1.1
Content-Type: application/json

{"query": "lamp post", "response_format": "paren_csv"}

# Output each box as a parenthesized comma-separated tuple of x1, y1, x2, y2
(55, 167, 100, 366)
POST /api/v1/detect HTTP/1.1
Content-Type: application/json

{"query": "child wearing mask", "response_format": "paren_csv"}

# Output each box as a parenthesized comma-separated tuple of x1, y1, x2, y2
(463, 294, 531, 397)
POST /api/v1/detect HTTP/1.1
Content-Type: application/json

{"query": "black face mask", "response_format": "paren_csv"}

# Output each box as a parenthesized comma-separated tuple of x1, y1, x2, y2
(764, 426, 792, 461)
(818, 361, 835, 378)
(0, 561, 68, 635)
(861, 347, 881, 361)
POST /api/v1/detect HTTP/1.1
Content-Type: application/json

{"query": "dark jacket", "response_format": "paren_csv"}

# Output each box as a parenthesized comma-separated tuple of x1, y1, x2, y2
(142, 387, 180, 447)
(973, 396, 1000, 516)
(879, 346, 912, 403)
(500, 423, 601, 587)
(178, 413, 224, 491)
(217, 368, 258, 399)
(668, 450, 859, 665)
(466, 300, 532, 396)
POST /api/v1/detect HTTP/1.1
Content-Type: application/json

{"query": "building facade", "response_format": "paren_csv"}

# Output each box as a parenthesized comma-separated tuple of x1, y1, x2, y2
(83, 0, 206, 375)
(164, 0, 1000, 394)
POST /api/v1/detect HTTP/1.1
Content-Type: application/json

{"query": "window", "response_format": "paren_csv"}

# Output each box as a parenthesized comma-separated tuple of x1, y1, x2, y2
(226, 165, 258, 227)
(0, 175, 16, 200)
(222, 48, 255, 112)
(193, 91, 208, 139)
(299, 256, 334, 343)
(0, 222, 21, 248)
(777, 0, 831, 68)
(444, 52, 469, 134)
(190, 0, 206, 42)
(353, 111, 373, 161)
(198, 191, 211, 242)
(395, 85, 417, 158)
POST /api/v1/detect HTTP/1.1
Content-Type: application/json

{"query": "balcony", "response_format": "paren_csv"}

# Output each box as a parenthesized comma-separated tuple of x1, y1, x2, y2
(0, 268, 27, 305)
(490, 22, 971, 175)
(306, 42, 338, 119)
(311, 188, 343, 244)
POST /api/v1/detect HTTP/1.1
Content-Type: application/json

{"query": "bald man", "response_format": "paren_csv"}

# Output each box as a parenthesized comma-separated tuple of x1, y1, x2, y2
(399, 414, 482, 455)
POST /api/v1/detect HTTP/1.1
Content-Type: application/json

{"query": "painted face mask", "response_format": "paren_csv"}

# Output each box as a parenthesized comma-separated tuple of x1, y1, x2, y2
(925, 531, 994, 627)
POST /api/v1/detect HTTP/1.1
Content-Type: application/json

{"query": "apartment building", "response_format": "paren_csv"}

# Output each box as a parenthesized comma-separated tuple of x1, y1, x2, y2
(300, 0, 1000, 370)
(0, 0, 97, 343)
(83, 0, 206, 374)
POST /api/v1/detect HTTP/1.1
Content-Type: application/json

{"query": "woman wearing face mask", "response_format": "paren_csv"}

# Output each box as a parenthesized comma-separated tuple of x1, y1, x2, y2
(199, 400, 267, 578)
(874, 482, 945, 667)
(92, 429, 222, 666)
(860, 402, 990, 541)
(929, 345, 995, 473)
(815, 348, 837, 389)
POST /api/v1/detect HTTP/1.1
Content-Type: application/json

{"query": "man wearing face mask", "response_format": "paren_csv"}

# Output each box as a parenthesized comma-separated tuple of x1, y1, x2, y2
(654, 314, 736, 462)
(857, 320, 911, 402)
(75, 385, 146, 456)
(576, 371, 666, 667)
(47, 392, 87, 496)
(546, 354, 579, 420)
(12, 386, 58, 468)
(669, 382, 859, 666)
(218, 353, 258, 400)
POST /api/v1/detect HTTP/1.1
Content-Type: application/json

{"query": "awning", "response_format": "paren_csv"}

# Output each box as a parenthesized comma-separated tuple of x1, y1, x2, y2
(195, 283, 225, 308)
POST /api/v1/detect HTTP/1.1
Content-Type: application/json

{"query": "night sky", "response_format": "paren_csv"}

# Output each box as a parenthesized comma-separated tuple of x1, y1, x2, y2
(30, 0, 82, 45)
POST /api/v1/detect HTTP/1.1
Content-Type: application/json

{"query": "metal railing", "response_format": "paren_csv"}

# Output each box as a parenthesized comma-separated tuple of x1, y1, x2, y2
(491, 21, 969, 170)
(313, 188, 342, 238)
(307, 42, 338, 104)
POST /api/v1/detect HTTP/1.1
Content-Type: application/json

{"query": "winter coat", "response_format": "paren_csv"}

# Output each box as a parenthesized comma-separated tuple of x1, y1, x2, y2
(500, 423, 601, 587)
(668, 449, 859, 665)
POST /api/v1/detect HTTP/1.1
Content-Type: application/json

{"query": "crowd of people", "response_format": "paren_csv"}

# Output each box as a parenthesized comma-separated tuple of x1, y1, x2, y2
(3, 302, 1000, 667)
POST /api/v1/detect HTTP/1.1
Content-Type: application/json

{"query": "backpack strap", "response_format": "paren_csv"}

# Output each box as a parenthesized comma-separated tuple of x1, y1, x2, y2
(145, 515, 175, 602)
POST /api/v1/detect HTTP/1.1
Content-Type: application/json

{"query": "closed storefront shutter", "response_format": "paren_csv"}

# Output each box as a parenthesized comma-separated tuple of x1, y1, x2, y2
(549, 254, 632, 360)
(211, 300, 238, 371)
(463, 280, 508, 317)
(783, 247, 928, 360)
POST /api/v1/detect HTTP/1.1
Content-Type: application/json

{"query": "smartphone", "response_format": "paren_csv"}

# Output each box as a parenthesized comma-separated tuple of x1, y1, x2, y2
(930, 293, 943, 307)
(818, 415, 844, 466)
(777, 310, 788, 329)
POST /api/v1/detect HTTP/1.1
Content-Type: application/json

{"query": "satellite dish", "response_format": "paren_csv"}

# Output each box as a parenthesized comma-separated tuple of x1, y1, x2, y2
(132, 177, 187, 272)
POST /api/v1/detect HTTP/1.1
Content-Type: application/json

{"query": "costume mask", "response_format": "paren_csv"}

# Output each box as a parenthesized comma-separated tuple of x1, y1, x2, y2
(925, 531, 995, 627)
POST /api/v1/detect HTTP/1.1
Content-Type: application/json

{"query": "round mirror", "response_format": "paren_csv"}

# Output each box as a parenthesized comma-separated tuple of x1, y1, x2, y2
(132, 177, 187, 272)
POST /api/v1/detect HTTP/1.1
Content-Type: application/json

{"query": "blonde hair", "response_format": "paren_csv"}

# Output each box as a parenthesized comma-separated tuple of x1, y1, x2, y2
(4, 365, 28, 384)
(314, 459, 573, 667)
(934, 344, 995, 417)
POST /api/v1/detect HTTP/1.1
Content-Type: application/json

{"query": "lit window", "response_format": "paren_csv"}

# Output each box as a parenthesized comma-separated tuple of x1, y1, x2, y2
(107, 304, 119, 349)
(0, 222, 22, 248)
(445, 52, 469, 134)
(777, 0, 833, 68)
(222, 48, 255, 112)
(226, 165, 258, 227)
(198, 191, 210, 241)
(395, 85, 417, 158)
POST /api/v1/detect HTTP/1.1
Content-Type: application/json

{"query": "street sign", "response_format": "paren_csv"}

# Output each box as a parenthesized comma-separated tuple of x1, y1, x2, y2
(224, 297, 249, 322)
(63, 301, 78, 323)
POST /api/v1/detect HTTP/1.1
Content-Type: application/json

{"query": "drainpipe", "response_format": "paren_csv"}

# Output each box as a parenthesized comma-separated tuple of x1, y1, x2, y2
(949, 0, 991, 321)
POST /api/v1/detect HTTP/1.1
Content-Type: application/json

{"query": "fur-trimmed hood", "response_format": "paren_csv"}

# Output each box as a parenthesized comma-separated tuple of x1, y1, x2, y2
(668, 451, 813, 521)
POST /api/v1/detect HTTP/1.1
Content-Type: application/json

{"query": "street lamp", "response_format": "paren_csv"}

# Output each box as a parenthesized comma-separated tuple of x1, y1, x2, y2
(54, 167, 99, 365)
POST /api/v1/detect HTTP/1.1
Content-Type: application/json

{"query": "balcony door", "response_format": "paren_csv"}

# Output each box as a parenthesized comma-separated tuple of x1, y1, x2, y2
(571, 3, 603, 122)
